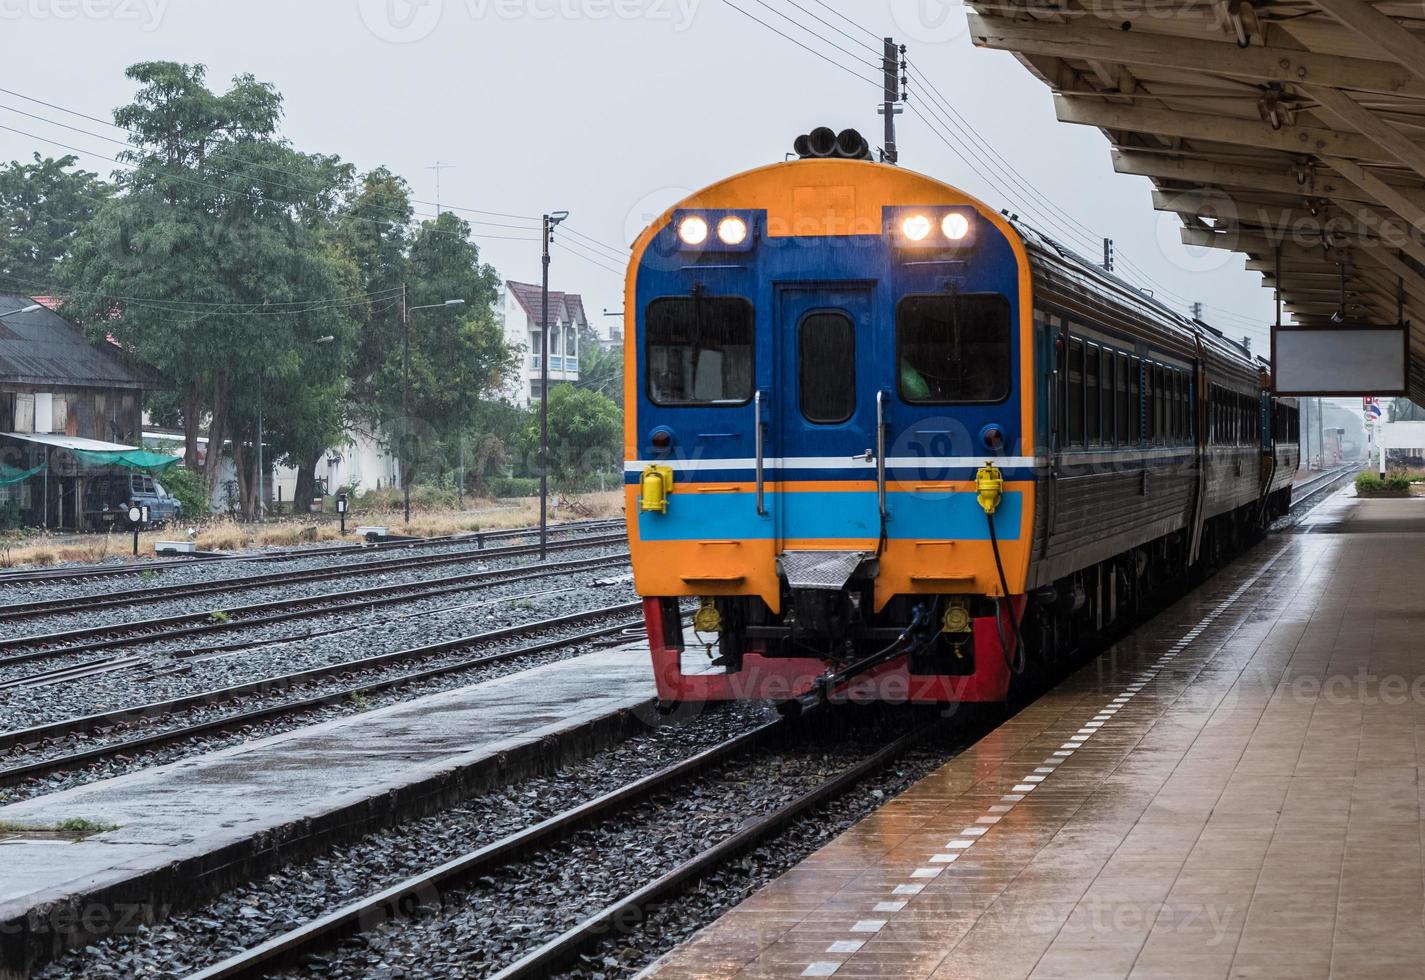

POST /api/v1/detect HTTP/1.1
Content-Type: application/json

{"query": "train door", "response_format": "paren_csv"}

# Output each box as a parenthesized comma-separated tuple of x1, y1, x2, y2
(773, 285, 879, 553)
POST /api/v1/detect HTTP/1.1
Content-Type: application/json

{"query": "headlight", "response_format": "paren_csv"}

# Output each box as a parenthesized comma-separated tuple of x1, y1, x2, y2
(942, 213, 970, 240)
(716, 215, 748, 245)
(677, 215, 709, 246)
(902, 214, 932, 242)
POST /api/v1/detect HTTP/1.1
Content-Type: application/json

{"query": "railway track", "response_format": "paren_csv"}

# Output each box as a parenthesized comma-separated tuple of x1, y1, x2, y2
(0, 603, 647, 778)
(0, 549, 630, 674)
(0, 518, 625, 587)
(0, 530, 627, 623)
(185, 718, 935, 980)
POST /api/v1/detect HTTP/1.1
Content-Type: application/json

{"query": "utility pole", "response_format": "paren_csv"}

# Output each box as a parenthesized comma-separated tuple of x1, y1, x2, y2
(401, 282, 410, 525)
(1102, 238, 1114, 273)
(879, 38, 905, 164)
(539, 210, 569, 560)
(255, 375, 264, 523)
(1190, 301, 1203, 320)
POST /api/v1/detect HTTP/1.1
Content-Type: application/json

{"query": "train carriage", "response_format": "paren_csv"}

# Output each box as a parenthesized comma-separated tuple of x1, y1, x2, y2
(624, 130, 1298, 707)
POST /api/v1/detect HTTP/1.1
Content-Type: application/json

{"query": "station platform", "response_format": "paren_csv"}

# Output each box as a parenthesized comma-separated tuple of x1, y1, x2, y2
(647, 491, 1425, 980)
(0, 642, 656, 976)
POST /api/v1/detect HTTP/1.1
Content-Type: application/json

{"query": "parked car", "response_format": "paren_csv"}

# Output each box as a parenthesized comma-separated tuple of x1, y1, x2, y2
(84, 472, 182, 530)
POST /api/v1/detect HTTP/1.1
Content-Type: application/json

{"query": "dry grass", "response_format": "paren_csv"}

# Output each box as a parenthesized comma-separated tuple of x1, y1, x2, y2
(0, 490, 627, 570)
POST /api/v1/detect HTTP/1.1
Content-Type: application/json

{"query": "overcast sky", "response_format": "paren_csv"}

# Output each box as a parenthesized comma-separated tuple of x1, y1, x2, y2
(0, 0, 1277, 349)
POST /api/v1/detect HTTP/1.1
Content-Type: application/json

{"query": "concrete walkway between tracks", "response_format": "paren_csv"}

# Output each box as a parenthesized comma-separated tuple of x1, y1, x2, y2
(0, 643, 655, 977)
(646, 491, 1425, 980)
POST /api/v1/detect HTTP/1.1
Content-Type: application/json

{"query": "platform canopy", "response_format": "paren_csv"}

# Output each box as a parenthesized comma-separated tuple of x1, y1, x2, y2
(966, 0, 1425, 400)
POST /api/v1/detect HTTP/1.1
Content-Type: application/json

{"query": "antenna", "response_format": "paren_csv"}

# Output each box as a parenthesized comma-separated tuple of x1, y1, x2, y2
(427, 160, 455, 215)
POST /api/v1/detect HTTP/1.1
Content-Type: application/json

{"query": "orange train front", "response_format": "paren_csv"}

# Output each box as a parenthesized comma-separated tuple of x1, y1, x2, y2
(622, 128, 1298, 707)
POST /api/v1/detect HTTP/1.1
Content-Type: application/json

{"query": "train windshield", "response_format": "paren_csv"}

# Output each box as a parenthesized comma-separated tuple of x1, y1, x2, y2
(646, 296, 754, 406)
(896, 293, 1011, 403)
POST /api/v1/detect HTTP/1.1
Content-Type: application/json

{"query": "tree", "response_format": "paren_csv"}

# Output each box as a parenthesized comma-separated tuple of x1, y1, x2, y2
(0, 154, 112, 288)
(61, 62, 360, 517)
(536, 384, 622, 490)
(373, 211, 516, 489)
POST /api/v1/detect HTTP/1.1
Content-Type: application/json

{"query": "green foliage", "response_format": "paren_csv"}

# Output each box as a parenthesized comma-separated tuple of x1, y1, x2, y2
(0, 153, 112, 288)
(353, 483, 461, 513)
(54, 817, 118, 834)
(485, 476, 539, 499)
(575, 328, 624, 402)
(1355, 472, 1410, 493)
(157, 465, 209, 518)
(533, 385, 623, 490)
(60, 62, 359, 519)
(208, 610, 232, 624)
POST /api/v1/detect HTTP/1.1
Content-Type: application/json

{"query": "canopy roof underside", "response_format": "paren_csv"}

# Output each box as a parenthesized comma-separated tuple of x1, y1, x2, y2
(967, 0, 1425, 400)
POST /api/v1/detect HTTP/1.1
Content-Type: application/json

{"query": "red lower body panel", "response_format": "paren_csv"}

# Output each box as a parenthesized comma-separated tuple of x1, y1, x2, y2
(643, 597, 1025, 704)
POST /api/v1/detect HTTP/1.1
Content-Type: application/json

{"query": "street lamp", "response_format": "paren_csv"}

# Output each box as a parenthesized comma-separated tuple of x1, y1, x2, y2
(255, 335, 337, 524)
(401, 293, 466, 525)
(0, 304, 42, 320)
(540, 210, 569, 560)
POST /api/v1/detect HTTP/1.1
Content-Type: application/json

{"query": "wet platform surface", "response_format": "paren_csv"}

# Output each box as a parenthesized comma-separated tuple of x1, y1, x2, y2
(0, 643, 654, 933)
(647, 491, 1425, 980)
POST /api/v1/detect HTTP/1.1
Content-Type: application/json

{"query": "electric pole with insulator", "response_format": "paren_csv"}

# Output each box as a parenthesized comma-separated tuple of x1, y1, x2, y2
(879, 38, 905, 164)
(1191, 301, 1203, 320)
(539, 210, 569, 560)
(1102, 238, 1114, 273)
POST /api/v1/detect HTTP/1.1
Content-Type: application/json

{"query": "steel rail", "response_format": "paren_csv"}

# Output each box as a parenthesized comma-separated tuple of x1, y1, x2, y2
(0, 518, 625, 586)
(184, 718, 789, 980)
(0, 610, 646, 787)
(0, 531, 627, 622)
(0, 603, 645, 754)
(0, 551, 629, 670)
(184, 722, 936, 980)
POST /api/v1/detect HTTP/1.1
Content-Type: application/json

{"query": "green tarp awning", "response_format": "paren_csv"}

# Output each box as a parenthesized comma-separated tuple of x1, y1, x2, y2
(70, 449, 180, 470)
(0, 463, 45, 485)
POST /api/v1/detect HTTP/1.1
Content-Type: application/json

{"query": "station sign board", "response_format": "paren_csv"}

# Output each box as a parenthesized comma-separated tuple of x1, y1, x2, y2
(1272, 326, 1407, 396)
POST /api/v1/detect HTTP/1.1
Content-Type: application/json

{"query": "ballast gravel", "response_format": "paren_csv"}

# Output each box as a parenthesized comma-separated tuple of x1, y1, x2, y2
(36, 701, 778, 980)
(0, 569, 637, 735)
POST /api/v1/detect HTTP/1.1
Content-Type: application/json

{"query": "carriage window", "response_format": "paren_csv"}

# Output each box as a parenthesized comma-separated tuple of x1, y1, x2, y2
(1143, 363, 1155, 442)
(1085, 344, 1101, 445)
(799, 312, 856, 424)
(1117, 352, 1130, 446)
(1067, 338, 1085, 446)
(896, 294, 1011, 403)
(646, 297, 754, 406)
(1128, 357, 1141, 442)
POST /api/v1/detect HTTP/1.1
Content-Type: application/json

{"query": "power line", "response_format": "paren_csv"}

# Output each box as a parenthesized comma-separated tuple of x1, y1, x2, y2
(0, 121, 540, 251)
(738, 0, 882, 69)
(560, 225, 629, 262)
(554, 239, 626, 278)
(780, 0, 882, 55)
(712, 0, 883, 88)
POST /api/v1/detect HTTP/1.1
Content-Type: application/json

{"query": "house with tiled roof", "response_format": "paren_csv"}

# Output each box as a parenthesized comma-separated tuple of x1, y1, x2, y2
(497, 280, 586, 407)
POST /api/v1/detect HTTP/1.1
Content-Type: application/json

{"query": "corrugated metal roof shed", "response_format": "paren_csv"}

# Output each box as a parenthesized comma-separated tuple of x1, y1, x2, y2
(0, 294, 155, 389)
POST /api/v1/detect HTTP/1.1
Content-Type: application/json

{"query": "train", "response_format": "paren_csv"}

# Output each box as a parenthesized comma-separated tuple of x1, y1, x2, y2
(622, 127, 1299, 708)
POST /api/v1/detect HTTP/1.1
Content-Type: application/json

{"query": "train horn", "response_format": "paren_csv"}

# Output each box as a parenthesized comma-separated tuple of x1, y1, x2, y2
(805, 126, 838, 157)
(836, 128, 871, 160)
(793, 126, 873, 160)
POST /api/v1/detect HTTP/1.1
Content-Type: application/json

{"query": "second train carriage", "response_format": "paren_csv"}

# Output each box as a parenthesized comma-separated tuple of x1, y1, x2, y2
(623, 133, 1299, 706)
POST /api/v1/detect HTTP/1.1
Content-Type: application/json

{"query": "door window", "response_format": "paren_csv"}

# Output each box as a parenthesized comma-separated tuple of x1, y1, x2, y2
(798, 312, 856, 424)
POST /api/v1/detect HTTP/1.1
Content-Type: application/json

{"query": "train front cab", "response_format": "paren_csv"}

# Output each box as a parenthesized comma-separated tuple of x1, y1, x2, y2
(623, 160, 1037, 706)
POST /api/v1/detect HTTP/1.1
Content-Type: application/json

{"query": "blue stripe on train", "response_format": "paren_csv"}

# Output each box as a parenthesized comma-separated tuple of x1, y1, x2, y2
(636, 490, 1024, 542)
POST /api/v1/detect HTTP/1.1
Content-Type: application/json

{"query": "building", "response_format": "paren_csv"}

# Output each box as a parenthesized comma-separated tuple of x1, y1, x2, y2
(0, 294, 161, 528)
(497, 280, 586, 407)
